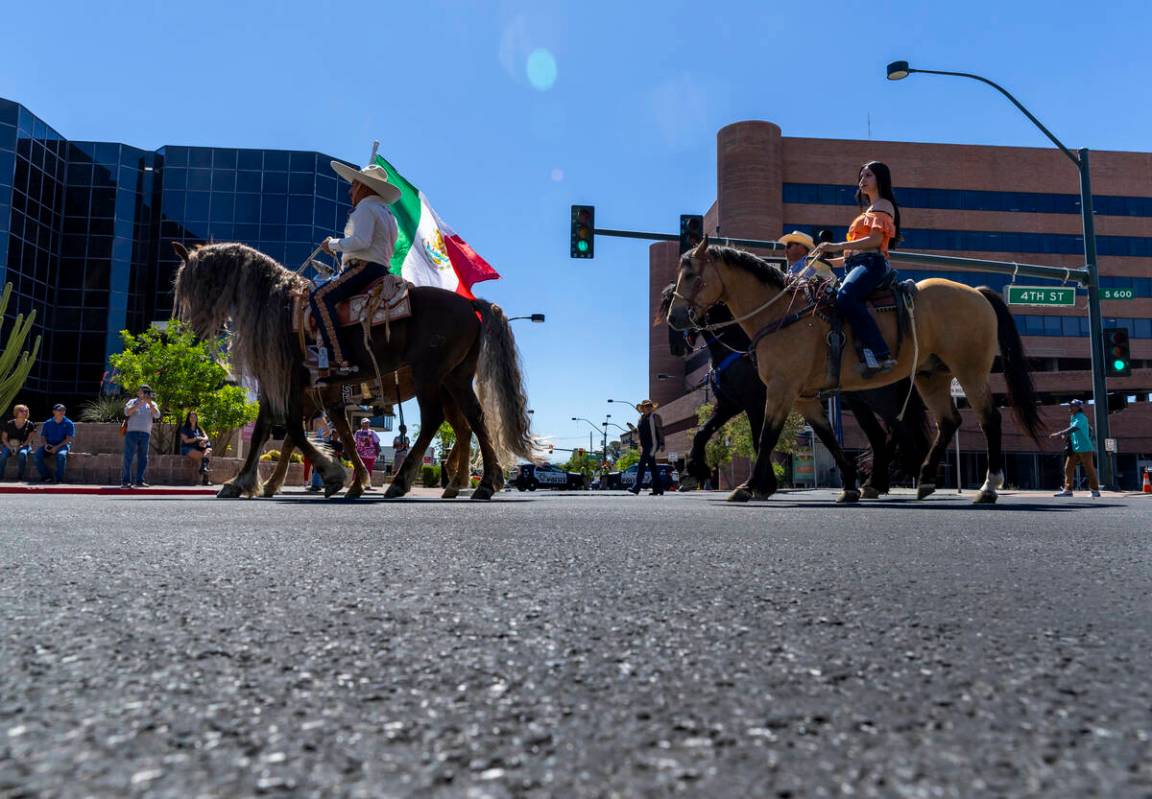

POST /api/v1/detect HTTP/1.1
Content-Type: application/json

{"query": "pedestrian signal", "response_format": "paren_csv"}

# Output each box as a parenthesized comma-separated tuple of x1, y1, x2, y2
(679, 214, 704, 254)
(1103, 327, 1131, 377)
(570, 205, 595, 259)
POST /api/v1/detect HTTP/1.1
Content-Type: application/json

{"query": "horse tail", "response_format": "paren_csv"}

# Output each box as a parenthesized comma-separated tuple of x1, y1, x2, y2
(978, 286, 1045, 442)
(472, 299, 535, 462)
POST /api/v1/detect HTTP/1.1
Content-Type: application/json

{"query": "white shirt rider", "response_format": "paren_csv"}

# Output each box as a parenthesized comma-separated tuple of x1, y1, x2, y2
(325, 195, 398, 272)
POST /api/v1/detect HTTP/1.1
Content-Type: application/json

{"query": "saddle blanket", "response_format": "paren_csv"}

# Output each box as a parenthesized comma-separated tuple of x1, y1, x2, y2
(293, 274, 413, 334)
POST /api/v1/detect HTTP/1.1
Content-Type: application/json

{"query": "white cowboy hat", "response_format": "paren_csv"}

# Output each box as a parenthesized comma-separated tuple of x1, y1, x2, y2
(636, 399, 660, 412)
(330, 161, 402, 204)
(778, 231, 815, 251)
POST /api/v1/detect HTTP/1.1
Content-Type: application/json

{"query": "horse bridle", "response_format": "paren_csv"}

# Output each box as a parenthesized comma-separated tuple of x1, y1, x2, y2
(668, 252, 795, 334)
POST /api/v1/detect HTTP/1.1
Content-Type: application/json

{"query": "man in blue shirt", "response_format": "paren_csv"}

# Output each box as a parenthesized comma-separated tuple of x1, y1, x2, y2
(1050, 398, 1100, 497)
(34, 404, 75, 484)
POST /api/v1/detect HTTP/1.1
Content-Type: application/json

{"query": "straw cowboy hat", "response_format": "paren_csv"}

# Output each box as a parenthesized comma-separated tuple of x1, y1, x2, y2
(636, 399, 660, 412)
(330, 161, 402, 204)
(778, 230, 815, 251)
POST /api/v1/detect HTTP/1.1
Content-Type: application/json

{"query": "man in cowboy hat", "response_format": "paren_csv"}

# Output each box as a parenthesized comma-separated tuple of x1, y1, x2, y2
(629, 399, 666, 495)
(311, 160, 402, 373)
(778, 230, 816, 277)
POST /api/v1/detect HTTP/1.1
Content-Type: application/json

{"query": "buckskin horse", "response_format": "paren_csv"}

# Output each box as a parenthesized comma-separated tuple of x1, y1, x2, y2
(658, 284, 932, 497)
(667, 238, 1043, 504)
(173, 242, 533, 500)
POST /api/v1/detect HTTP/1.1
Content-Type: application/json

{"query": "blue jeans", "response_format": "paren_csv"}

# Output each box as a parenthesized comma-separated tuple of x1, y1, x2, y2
(836, 252, 892, 358)
(34, 446, 69, 482)
(122, 431, 151, 484)
(0, 446, 31, 480)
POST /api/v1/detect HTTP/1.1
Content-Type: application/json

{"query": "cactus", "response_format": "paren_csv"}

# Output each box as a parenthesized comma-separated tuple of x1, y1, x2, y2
(0, 283, 41, 415)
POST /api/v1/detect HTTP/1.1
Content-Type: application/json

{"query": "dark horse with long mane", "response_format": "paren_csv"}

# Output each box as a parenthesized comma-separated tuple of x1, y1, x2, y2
(659, 284, 931, 496)
(173, 242, 534, 500)
(668, 239, 1044, 504)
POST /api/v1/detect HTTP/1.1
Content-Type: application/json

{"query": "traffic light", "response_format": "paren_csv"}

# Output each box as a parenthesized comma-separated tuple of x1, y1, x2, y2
(679, 214, 704, 254)
(570, 205, 595, 258)
(1103, 327, 1132, 377)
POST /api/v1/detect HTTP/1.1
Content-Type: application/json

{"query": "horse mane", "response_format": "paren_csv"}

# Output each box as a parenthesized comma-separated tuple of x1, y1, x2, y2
(685, 244, 789, 290)
(173, 242, 309, 418)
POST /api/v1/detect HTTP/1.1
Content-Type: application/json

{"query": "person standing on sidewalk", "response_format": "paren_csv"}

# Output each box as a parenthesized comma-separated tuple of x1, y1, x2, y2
(1050, 398, 1101, 497)
(122, 385, 160, 488)
(629, 400, 666, 496)
(354, 418, 381, 486)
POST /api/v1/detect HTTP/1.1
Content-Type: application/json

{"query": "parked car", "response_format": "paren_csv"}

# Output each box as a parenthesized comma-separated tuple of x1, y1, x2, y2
(513, 463, 587, 491)
(613, 463, 680, 491)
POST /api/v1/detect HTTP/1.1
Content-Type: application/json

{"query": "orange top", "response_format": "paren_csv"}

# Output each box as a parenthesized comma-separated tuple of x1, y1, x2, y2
(846, 210, 896, 257)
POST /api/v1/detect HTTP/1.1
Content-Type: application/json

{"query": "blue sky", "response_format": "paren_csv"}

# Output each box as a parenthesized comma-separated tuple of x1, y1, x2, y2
(3, 0, 1150, 452)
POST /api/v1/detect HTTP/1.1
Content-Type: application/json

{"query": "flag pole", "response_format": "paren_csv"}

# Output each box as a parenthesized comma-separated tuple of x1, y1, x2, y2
(370, 140, 380, 164)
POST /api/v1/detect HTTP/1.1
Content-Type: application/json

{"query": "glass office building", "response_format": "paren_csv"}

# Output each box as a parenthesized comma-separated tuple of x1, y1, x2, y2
(0, 97, 351, 410)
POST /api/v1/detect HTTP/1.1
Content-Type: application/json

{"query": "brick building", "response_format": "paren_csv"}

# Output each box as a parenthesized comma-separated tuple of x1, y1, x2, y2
(649, 121, 1152, 491)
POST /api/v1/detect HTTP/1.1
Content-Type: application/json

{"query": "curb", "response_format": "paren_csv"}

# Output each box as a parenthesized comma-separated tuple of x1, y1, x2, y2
(0, 485, 218, 496)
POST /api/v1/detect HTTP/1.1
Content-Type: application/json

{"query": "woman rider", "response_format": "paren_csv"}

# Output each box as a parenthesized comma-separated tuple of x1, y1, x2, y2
(810, 161, 902, 377)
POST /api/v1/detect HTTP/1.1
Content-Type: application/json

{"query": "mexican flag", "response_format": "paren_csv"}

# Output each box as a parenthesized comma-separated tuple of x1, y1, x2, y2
(373, 155, 500, 298)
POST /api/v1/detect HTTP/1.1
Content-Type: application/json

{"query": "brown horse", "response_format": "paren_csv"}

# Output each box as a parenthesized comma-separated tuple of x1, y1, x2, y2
(668, 238, 1043, 504)
(173, 242, 534, 500)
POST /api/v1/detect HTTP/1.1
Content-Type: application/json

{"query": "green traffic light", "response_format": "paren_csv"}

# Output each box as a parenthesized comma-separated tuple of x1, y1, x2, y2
(1113, 359, 1127, 371)
(577, 240, 589, 253)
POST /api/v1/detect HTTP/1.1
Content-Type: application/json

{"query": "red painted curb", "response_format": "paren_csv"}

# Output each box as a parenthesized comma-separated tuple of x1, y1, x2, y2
(0, 485, 217, 496)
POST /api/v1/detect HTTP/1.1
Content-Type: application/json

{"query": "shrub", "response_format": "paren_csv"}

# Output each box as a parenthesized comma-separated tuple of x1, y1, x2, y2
(78, 394, 128, 423)
(259, 449, 303, 464)
(421, 464, 440, 487)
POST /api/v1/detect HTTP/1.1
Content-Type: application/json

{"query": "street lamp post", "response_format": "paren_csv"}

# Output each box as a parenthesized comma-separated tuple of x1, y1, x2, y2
(887, 61, 1114, 488)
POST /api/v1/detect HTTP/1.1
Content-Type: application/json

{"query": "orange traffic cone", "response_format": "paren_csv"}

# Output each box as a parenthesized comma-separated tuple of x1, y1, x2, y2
(1143, 468, 1151, 494)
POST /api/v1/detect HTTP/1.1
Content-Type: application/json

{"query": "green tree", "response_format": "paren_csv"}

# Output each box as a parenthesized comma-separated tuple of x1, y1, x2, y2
(198, 384, 259, 457)
(561, 452, 599, 482)
(613, 448, 640, 472)
(0, 283, 41, 415)
(696, 403, 806, 484)
(108, 320, 254, 453)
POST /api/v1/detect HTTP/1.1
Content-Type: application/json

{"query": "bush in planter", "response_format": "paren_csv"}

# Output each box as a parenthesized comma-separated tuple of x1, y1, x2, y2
(421, 464, 440, 487)
(79, 394, 128, 422)
(260, 449, 303, 463)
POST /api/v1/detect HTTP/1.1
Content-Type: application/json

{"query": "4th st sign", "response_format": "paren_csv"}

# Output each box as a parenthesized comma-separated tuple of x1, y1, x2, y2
(1004, 285, 1077, 307)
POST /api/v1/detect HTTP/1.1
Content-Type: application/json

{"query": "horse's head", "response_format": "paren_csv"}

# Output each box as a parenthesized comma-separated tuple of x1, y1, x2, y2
(658, 282, 697, 356)
(667, 236, 725, 326)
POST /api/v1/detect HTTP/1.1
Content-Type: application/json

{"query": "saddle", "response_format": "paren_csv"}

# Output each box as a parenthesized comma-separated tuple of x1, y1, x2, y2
(813, 271, 919, 390)
(293, 274, 413, 338)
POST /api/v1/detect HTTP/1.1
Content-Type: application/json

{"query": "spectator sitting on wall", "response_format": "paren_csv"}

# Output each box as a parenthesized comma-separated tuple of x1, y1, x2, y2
(179, 410, 213, 486)
(34, 404, 74, 484)
(0, 404, 36, 481)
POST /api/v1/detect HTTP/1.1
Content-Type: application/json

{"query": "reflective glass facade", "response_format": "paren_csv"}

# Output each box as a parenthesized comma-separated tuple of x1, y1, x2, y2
(0, 97, 351, 409)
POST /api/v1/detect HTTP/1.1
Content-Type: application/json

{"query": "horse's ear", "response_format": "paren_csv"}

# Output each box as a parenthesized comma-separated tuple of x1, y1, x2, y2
(172, 241, 190, 262)
(692, 235, 710, 260)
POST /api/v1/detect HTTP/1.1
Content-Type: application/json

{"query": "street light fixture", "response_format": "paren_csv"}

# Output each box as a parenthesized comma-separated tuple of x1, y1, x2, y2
(508, 314, 546, 323)
(886, 60, 1114, 489)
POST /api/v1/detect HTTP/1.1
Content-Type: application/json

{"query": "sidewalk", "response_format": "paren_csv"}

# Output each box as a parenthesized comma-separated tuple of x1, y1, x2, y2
(0, 483, 218, 496)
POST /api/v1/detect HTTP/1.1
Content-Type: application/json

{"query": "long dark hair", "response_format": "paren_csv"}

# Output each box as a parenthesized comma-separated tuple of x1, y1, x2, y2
(182, 410, 200, 431)
(856, 161, 902, 246)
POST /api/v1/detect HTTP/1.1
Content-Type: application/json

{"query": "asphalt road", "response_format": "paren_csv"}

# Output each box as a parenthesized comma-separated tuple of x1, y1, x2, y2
(2, 488, 1150, 798)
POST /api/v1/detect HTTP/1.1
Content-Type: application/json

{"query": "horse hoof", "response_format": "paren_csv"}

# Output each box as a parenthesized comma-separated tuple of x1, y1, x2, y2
(323, 483, 343, 498)
(973, 491, 998, 505)
(441, 487, 460, 499)
(471, 485, 494, 501)
(860, 485, 881, 500)
(344, 485, 363, 500)
(216, 484, 242, 499)
(917, 483, 936, 500)
(727, 488, 752, 503)
(837, 490, 861, 503)
(678, 476, 698, 492)
(384, 483, 406, 499)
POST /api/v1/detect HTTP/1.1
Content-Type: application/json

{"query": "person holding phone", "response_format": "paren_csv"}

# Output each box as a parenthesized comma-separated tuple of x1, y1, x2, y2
(122, 385, 161, 488)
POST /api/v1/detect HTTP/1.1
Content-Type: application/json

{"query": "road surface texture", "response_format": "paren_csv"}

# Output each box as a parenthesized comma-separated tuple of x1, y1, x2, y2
(2, 489, 1150, 798)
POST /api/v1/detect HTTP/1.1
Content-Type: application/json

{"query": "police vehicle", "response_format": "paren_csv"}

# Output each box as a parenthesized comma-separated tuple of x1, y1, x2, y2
(514, 463, 586, 491)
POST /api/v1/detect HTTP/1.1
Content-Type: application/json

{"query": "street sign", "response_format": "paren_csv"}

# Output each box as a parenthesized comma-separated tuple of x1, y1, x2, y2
(950, 378, 965, 399)
(1101, 288, 1135, 300)
(1005, 286, 1076, 306)
(1104, 438, 1117, 453)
